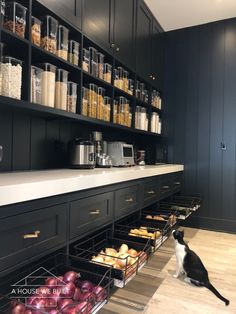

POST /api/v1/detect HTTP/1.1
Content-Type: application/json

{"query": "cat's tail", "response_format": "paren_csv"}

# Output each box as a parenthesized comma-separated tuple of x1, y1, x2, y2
(205, 281, 229, 306)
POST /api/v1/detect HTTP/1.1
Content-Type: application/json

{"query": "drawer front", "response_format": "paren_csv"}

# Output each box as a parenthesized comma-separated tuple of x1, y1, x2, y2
(0, 204, 67, 272)
(172, 173, 183, 192)
(70, 192, 113, 239)
(143, 179, 160, 206)
(160, 175, 173, 199)
(115, 185, 140, 219)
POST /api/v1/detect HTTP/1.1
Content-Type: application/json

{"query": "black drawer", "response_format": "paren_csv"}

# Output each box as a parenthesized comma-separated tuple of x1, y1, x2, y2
(70, 192, 113, 239)
(160, 175, 173, 199)
(0, 203, 67, 273)
(143, 178, 160, 206)
(172, 173, 183, 192)
(115, 185, 140, 219)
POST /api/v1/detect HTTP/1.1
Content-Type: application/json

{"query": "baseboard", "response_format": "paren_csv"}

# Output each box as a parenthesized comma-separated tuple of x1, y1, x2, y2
(182, 215, 236, 234)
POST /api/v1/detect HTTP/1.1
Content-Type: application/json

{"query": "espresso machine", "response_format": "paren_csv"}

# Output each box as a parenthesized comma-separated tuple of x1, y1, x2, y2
(92, 131, 112, 167)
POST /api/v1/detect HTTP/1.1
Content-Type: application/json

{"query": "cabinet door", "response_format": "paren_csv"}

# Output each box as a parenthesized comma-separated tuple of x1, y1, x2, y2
(115, 185, 140, 219)
(143, 178, 160, 206)
(83, 0, 113, 52)
(136, 0, 152, 82)
(114, 0, 135, 70)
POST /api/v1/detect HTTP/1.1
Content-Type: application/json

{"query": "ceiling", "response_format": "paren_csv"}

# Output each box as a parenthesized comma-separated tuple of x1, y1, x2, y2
(144, 0, 236, 31)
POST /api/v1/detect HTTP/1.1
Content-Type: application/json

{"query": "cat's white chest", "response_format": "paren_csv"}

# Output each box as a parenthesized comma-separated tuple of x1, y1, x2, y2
(175, 242, 186, 267)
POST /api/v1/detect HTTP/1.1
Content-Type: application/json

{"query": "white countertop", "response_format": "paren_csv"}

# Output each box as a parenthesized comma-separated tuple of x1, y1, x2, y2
(0, 164, 184, 206)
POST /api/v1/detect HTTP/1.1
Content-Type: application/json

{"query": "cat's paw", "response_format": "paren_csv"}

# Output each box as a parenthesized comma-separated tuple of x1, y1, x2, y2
(173, 274, 179, 278)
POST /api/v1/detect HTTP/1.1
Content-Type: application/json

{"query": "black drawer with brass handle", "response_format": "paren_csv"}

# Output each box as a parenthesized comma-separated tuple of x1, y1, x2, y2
(143, 178, 160, 206)
(160, 175, 173, 199)
(115, 185, 140, 219)
(70, 192, 114, 239)
(172, 172, 183, 192)
(0, 203, 67, 273)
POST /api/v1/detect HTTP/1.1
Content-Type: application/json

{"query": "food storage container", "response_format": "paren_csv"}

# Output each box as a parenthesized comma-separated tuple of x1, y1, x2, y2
(118, 66, 124, 90)
(123, 70, 129, 93)
(81, 86, 89, 116)
(82, 48, 90, 72)
(88, 83, 98, 118)
(41, 15, 58, 54)
(140, 83, 145, 101)
(114, 68, 119, 88)
(135, 80, 141, 99)
(89, 47, 98, 77)
(113, 99, 118, 123)
(68, 40, 79, 66)
(67, 81, 77, 113)
(1, 56, 22, 99)
(0, 42, 4, 95)
(0, 0, 6, 26)
(104, 96, 111, 122)
(151, 112, 160, 133)
(136, 106, 148, 130)
(57, 25, 69, 60)
(39, 63, 56, 107)
(144, 89, 149, 103)
(4, 2, 27, 38)
(118, 96, 130, 126)
(97, 52, 104, 79)
(97, 87, 105, 120)
(55, 68, 68, 110)
(104, 63, 112, 83)
(31, 16, 41, 46)
(128, 79, 134, 95)
(31, 65, 42, 104)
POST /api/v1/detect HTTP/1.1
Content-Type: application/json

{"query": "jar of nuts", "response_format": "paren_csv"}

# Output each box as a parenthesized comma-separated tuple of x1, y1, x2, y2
(41, 15, 58, 54)
(4, 2, 27, 38)
(31, 16, 41, 46)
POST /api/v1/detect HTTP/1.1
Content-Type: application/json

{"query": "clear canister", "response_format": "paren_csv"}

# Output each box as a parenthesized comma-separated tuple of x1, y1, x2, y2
(140, 83, 145, 101)
(1, 56, 22, 99)
(104, 96, 111, 122)
(97, 87, 105, 120)
(97, 52, 104, 80)
(118, 66, 124, 90)
(31, 16, 41, 46)
(88, 83, 98, 118)
(0, 0, 5, 26)
(82, 48, 90, 72)
(68, 40, 79, 66)
(82, 87, 88, 116)
(41, 15, 58, 54)
(144, 89, 149, 103)
(40, 63, 56, 107)
(128, 79, 134, 95)
(123, 70, 129, 93)
(135, 80, 141, 99)
(103, 63, 112, 83)
(113, 99, 118, 124)
(67, 81, 77, 113)
(31, 65, 42, 104)
(4, 2, 27, 38)
(89, 47, 98, 77)
(55, 68, 68, 110)
(57, 25, 69, 60)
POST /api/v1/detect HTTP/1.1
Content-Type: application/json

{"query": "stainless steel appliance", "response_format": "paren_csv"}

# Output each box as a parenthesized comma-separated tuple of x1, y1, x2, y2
(69, 139, 95, 169)
(107, 142, 135, 167)
(92, 131, 112, 168)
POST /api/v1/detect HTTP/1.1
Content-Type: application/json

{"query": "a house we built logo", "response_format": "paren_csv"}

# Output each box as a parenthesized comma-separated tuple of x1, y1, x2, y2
(10, 267, 66, 303)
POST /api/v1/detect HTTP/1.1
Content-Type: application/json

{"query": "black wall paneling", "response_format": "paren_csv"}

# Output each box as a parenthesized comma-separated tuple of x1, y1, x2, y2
(165, 18, 236, 232)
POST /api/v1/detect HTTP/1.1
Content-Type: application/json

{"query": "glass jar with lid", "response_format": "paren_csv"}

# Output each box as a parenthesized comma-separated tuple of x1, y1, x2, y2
(31, 65, 42, 104)
(39, 63, 56, 107)
(67, 81, 77, 113)
(31, 16, 41, 46)
(135, 80, 141, 99)
(151, 112, 159, 133)
(88, 83, 98, 118)
(97, 87, 105, 120)
(57, 25, 69, 60)
(4, 2, 27, 38)
(123, 70, 129, 93)
(82, 48, 90, 72)
(68, 40, 79, 66)
(55, 68, 68, 110)
(104, 63, 112, 83)
(97, 52, 104, 79)
(117, 66, 124, 90)
(1, 56, 22, 99)
(41, 15, 58, 54)
(104, 96, 111, 122)
(113, 99, 118, 124)
(128, 79, 134, 96)
(89, 47, 98, 77)
(81, 87, 89, 116)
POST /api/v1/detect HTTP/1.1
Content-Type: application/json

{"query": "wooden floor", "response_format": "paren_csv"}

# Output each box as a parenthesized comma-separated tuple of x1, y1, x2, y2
(100, 227, 236, 314)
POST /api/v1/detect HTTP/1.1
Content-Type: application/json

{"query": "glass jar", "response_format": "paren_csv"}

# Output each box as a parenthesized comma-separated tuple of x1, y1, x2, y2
(97, 87, 105, 120)
(135, 80, 141, 99)
(104, 96, 111, 122)
(82, 48, 90, 72)
(123, 70, 129, 93)
(89, 47, 98, 77)
(151, 112, 159, 133)
(4, 2, 27, 38)
(31, 16, 41, 46)
(97, 52, 104, 80)
(113, 99, 118, 124)
(1, 0, 6, 26)
(1, 56, 22, 99)
(57, 25, 69, 60)
(31, 65, 42, 104)
(68, 40, 79, 66)
(81, 87, 88, 116)
(104, 63, 112, 83)
(88, 83, 98, 118)
(144, 89, 149, 103)
(117, 67, 124, 90)
(55, 68, 68, 110)
(40, 63, 56, 107)
(114, 69, 119, 88)
(67, 81, 77, 113)
(41, 15, 58, 54)
(128, 79, 134, 95)
(0, 42, 4, 95)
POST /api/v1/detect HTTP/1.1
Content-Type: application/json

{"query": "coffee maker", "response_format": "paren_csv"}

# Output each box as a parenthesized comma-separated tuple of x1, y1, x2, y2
(92, 131, 112, 167)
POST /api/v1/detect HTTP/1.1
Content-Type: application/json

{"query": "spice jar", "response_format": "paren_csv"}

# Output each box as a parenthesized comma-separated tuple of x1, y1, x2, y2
(41, 15, 58, 54)
(128, 79, 134, 95)
(97, 87, 105, 120)
(67, 81, 77, 113)
(1, 56, 22, 99)
(57, 25, 69, 60)
(88, 83, 98, 118)
(97, 52, 104, 79)
(0, 42, 4, 95)
(89, 47, 98, 77)
(40, 63, 56, 107)
(104, 63, 112, 83)
(104, 96, 111, 122)
(1, 0, 6, 26)
(81, 87, 88, 116)
(4, 2, 27, 38)
(68, 40, 79, 66)
(82, 48, 90, 72)
(31, 65, 42, 104)
(31, 16, 41, 46)
(55, 68, 68, 110)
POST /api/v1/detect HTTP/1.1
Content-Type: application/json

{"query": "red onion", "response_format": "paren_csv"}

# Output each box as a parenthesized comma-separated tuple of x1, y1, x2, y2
(48, 310, 59, 314)
(58, 298, 73, 310)
(63, 271, 80, 284)
(45, 277, 58, 287)
(80, 281, 94, 293)
(46, 297, 57, 309)
(10, 299, 20, 309)
(92, 286, 107, 302)
(35, 286, 50, 297)
(31, 298, 47, 314)
(24, 311, 33, 314)
(79, 292, 96, 305)
(48, 289, 61, 304)
(60, 282, 76, 298)
(26, 295, 37, 306)
(62, 302, 89, 314)
(11, 304, 26, 314)
(73, 287, 82, 301)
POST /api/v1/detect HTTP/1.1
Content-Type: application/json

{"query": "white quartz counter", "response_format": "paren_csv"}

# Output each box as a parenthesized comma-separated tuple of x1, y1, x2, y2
(0, 164, 184, 206)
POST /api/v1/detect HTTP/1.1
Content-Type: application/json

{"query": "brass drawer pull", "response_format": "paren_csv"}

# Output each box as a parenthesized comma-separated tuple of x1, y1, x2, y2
(125, 197, 134, 202)
(147, 190, 155, 195)
(89, 209, 100, 215)
(23, 230, 40, 239)
(162, 185, 170, 189)
(175, 182, 181, 185)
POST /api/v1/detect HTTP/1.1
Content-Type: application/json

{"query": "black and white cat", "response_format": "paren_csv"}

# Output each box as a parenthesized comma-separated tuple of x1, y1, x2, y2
(172, 229, 230, 306)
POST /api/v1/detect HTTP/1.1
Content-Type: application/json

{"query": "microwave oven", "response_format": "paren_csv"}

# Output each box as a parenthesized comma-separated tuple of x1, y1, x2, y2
(107, 142, 135, 167)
